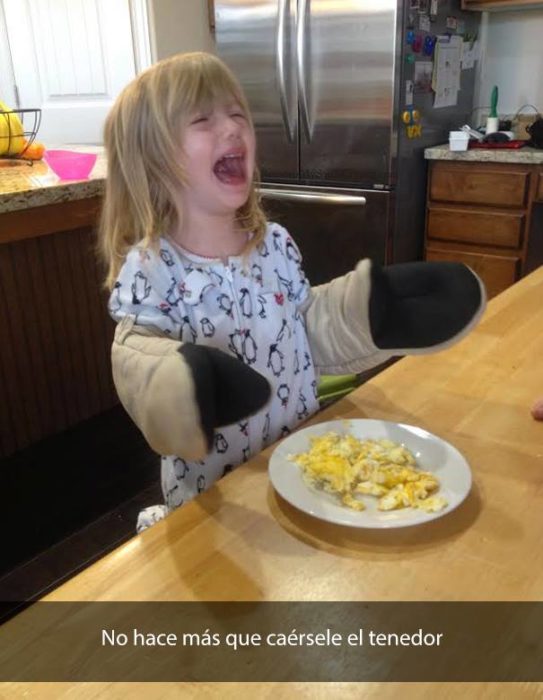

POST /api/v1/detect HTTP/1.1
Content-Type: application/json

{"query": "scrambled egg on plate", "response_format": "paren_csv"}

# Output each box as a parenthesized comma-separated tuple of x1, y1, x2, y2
(288, 432, 447, 513)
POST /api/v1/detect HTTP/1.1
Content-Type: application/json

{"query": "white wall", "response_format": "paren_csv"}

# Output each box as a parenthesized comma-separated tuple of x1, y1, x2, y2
(148, 0, 215, 60)
(476, 9, 543, 121)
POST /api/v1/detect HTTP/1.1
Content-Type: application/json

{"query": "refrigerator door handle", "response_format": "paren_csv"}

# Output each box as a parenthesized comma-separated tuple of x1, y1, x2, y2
(296, 0, 312, 143)
(261, 188, 366, 206)
(276, 0, 295, 143)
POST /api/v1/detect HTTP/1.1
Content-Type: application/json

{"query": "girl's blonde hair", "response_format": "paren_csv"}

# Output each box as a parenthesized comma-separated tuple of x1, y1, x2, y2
(99, 51, 267, 289)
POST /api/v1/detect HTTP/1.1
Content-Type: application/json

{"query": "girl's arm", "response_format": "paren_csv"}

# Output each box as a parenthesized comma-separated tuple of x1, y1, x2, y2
(302, 259, 486, 375)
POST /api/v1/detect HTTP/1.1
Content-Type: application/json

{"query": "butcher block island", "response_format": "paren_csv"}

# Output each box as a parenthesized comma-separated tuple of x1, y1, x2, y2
(2, 267, 543, 697)
(0, 150, 114, 457)
(424, 144, 543, 299)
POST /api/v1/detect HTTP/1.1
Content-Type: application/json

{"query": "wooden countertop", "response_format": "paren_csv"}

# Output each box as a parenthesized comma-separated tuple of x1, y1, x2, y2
(3, 267, 543, 697)
(43, 266, 543, 605)
(0, 146, 105, 214)
(425, 143, 543, 164)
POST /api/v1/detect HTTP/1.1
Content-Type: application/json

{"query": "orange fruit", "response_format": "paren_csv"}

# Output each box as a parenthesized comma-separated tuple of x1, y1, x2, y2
(23, 141, 45, 160)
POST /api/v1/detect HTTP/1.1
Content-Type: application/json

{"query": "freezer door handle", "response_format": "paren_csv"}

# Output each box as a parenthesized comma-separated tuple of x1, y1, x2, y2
(296, 0, 312, 143)
(276, 0, 295, 142)
(261, 188, 367, 206)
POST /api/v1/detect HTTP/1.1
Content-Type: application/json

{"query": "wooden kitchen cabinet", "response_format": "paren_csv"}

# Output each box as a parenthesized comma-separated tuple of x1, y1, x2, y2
(425, 160, 542, 299)
(0, 197, 117, 458)
(536, 171, 543, 202)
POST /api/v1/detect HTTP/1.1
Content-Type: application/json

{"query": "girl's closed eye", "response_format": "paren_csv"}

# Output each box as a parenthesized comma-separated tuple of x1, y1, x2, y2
(225, 103, 246, 120)
(190, 114, 209, 125)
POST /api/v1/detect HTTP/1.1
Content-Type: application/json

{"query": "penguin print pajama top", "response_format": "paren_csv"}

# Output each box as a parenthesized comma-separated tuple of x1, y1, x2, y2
(109, 222, 319, 510)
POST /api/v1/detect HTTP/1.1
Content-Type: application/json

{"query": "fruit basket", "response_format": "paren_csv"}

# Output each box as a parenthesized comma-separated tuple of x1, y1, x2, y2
(0, 107, 42, 164)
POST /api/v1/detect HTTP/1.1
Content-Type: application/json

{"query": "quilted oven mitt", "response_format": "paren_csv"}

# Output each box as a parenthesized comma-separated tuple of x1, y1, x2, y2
(112, 317, 271, 460)
(303, 259, 486, 375)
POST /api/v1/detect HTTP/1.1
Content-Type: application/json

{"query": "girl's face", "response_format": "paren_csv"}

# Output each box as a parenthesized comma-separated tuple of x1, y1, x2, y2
(179, 99, 256, 222)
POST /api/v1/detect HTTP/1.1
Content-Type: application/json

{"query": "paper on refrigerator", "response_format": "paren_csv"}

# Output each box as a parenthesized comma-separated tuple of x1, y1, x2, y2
(461, 39, 480, 70)
(461, 42, 475, 70)
(432, 35, 462, 108)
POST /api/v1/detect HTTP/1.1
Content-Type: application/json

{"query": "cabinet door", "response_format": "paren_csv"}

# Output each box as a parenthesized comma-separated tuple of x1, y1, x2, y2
(425, 247, 519, 299)
(3, 0, 138, 144)
(261, 185, 389, 285)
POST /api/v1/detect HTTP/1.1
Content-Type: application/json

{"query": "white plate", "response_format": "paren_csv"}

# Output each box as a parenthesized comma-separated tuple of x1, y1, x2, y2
(269, 419, 472, 528)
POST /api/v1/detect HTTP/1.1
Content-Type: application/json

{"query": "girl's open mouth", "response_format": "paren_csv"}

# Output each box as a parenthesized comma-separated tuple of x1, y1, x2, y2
(213, 153, 247, 185)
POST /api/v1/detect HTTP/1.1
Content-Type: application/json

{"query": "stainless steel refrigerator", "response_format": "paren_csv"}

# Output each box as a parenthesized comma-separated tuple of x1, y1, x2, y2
(214, 0, 480, 284)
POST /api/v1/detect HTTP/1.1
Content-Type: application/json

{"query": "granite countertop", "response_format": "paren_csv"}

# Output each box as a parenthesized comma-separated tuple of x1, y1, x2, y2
(425, 143, 543, 164)
(0, 146, 106, 214)
(6, 141, 541, 215)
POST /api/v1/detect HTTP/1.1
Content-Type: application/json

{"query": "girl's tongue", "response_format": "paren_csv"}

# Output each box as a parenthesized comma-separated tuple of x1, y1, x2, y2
(213, 155, 246, 185)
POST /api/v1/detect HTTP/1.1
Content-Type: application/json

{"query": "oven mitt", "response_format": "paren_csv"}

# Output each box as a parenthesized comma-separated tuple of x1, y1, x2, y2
(303, 259, 486, 375)
(112, 317, 271, 460)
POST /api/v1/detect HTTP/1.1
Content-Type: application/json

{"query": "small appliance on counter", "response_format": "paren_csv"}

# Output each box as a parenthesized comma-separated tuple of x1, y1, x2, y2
(526, 117, 543, 148)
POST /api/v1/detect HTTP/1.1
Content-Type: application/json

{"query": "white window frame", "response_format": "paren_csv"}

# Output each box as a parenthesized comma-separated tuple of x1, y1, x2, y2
(129, 0, 155, 72)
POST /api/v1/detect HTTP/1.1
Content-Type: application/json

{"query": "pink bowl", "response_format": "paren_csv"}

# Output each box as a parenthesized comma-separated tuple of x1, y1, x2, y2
(43, 149, 97, 180)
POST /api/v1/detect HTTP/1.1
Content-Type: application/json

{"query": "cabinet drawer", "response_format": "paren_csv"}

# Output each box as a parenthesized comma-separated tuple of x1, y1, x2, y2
(425, 247, 519, 299)
(427, 207, 524, 248)
(430, 165, 529, 207)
